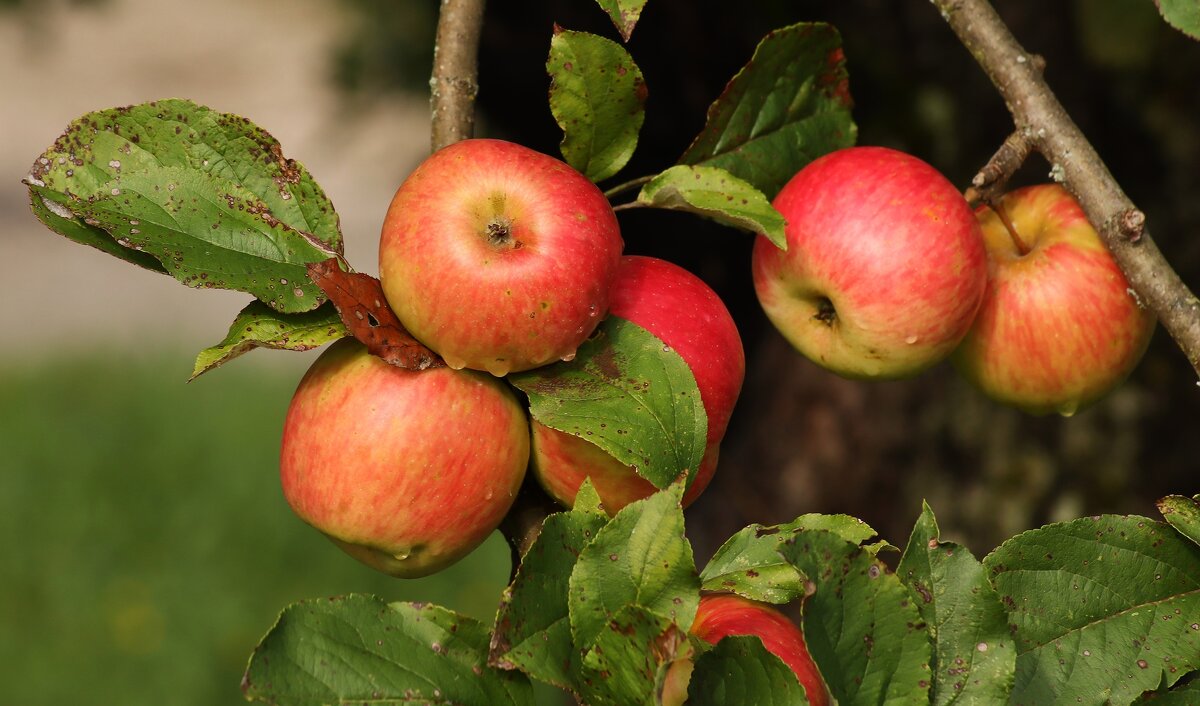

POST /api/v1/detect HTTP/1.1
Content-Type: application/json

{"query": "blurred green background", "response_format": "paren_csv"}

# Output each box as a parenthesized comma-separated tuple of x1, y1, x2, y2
(0, 352, 513, 704)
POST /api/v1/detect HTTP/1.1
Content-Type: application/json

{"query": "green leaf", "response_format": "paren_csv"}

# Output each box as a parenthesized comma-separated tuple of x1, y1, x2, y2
(1133, 673, 1200, 704)
(700, 514, 884, 604)
(548, 29, 647, 182)
(190, 301, 347, 380)
(25, 99, 342, 313)
(1156, 0, 1200, 40)
(593, 0, 648, 41)
(780, 529, 933, 705)
(897, 502, 1015, 706)
(678, 22, 856, 199)
(568, 482, 699, 649)
(686, 635, 811, 706)
(28, 186, 167, 273)
(984, 515, 1200, 705)
(510, 316, 707, 491)
(243, 595, 534, 706)
(578, 605, 692, 706)
(490, 489, 609, 693)
(1159, 495, 1200, 548)
(636, 165, 787, 249)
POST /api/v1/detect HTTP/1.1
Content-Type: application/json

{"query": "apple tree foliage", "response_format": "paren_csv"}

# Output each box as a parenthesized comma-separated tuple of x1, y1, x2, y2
(20, 1, 1200, 704)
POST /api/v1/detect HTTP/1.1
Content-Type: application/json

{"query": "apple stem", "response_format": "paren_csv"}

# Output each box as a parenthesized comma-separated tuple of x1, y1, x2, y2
(987, 202, 1031, 255)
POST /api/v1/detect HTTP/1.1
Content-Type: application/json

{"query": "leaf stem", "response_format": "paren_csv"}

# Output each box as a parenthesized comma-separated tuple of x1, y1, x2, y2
(603, 174, 654, 200)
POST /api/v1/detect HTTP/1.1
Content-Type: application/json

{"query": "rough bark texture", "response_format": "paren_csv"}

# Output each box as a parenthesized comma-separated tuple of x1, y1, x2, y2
(430, 0, 486, 152)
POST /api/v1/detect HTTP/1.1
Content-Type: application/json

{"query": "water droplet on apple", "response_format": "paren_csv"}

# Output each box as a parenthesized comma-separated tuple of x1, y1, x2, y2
(1057, 401, 1079, 418)
(588, 304, 598, 317)
(484, 359, 511, 376)
(443, 355, 467, 371)
(560, 351, 577, 362)
(662, 345, 672, 353)
(905, 335, 918, 345)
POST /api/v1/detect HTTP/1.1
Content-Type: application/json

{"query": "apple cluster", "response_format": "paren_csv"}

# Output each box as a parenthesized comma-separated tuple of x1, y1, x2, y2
(279, 138, 746, 579)
(753, 146, 1155, 416)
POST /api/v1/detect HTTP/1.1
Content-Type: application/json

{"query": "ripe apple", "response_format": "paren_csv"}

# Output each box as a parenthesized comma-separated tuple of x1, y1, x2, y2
(378, 138, 624, 376)
(953, 184, 1155, 415)
(279, 338, 530, 578)
(530, 255, 745, 513)
(661, 593, 830, 706)
(752, 146, 988, 379)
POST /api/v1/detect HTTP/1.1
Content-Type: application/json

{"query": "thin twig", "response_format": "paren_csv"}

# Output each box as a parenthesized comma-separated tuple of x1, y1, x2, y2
(932, 0, 1200, 376)
(430, 0, 487, 152)
(964, 130, 1033, 207)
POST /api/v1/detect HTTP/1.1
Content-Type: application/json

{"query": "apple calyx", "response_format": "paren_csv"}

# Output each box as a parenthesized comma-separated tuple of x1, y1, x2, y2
(484, 214, 520, 249)
(813, 297, 837, 326)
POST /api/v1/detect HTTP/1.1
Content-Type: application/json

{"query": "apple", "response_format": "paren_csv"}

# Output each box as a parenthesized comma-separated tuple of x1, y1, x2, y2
(279, 338, 530, 578)
(530, 255, 745, 513)
(378, 138, 624, 376)
(953, 184, 1155, 415)
(661, 593, 830, 706)
(752, 146, 988, 379)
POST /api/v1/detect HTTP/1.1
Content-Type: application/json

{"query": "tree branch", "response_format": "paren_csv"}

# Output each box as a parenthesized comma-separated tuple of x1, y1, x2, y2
(932, 0, 1200, 375)
(430, 0, 486, 151)
(963, 130, 1033, 207)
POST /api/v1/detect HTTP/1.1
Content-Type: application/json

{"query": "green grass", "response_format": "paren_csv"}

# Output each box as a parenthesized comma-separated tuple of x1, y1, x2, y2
(0, 349, 514, 705)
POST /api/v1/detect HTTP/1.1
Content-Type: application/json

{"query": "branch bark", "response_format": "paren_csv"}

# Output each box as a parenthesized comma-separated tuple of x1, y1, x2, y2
(932, 0, 1200, 375)
(430, 0, 486, 152)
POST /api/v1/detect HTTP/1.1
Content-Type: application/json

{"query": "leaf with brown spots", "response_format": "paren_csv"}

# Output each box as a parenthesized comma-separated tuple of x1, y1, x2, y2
(983, 515, 1200, 704)
(780, 529, 933, 705)
(509, 315, 706, 490)
(897, 502, 1014, 706)
(637, 165, 787, 248)
(593, 0, 647, 41)
(1159, 495, 1200, 549)
(567, 481, 699, 652)
(243, 595, 534, 706)
(548, 29, 647, 182)
(306, 258, 443, 370)
(191, 301, 347, 381)
(679, 23, 856, 199)
(489, 481, 609, 695)
(24, 99, 343, 313)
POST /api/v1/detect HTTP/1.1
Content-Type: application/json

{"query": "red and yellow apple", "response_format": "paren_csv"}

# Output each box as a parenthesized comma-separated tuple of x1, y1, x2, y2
(378, 138, 624, 376)
(662, 593, 830, 706)
(752, 146, 988, 379)
(530, 255, 745, 514)
(953, 184, 1155, 415)
(279, 338, 529, 578)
